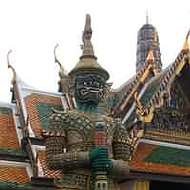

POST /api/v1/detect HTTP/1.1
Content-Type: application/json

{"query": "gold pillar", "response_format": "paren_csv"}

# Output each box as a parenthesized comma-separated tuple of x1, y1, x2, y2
(133, 180, 149, 190)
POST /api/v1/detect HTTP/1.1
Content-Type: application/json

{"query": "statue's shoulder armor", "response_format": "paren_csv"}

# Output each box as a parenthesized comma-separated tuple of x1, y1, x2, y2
(48, 109, 94, 131)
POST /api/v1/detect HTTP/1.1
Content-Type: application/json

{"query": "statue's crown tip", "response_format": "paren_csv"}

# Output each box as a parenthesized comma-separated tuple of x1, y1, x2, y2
(80, 13, 95, 59)
(84, 14, 91, 29)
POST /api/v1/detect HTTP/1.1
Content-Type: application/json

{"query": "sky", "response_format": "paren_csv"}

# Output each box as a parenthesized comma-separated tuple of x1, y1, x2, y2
(0, 0, 190, 102)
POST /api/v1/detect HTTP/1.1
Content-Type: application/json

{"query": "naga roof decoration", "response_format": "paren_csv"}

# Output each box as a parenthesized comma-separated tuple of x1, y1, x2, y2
(119, 32, 190, 127)
(138, 45, 189, 116)
(113, 52, 156, 117)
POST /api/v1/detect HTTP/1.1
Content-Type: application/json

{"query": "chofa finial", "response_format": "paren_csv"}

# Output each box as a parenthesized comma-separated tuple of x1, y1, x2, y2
(182, 30, 190, 51)
(54, 44, 67, 78)
(80, 14, 96, 59)
(54, 43, 61, 67)
(7, 50, 17, 84)
(54, 44, 64, 70)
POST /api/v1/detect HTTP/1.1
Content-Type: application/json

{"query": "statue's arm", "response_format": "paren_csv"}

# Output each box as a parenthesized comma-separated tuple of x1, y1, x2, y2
(111, 159, 130, 178)
(45, 130, 90, 170)
(112, 127, 132, 161)
(48, 151, 90, 170)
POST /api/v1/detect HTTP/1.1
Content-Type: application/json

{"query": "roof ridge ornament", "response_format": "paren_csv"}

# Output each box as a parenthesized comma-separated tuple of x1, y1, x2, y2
(54, 44, 62, 68)
(182, 30, 190, 51)
(80, 14, 96, 59)
(7, 50, 17, 84)
(54, 44, 67, 78)
(134, 91, 154, 122)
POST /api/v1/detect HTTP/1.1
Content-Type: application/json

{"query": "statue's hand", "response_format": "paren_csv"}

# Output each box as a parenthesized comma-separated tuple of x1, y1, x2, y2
(89, 147, 112, 173)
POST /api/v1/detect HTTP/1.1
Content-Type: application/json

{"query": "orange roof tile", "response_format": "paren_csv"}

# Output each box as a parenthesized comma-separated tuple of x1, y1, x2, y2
(25, 94, 62, 137)
(0, 165, 29, 184)
(130, 142, 190, 176)
(37, 150, 62, 178)
(0, 109, 20, 149)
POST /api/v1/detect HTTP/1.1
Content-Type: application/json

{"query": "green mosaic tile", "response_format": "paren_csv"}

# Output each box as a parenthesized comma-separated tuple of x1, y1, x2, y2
(0, 107, 12, 115)
(0, 148, 27, 157)
(140, 75, 162, 106)
(145, 146, 190, 167)
(140, 67, 170, 106)
(0, 182, 31, 189)
(37, 103, 63, 129)
(0, 182, 55, 190)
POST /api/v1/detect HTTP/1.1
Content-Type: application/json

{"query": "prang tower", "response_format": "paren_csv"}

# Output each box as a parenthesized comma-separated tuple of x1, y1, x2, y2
(136, 18, 162, 73)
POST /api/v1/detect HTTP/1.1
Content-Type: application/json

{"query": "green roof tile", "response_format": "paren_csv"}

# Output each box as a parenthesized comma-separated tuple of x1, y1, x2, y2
(37, 103, 63, 129)
(0, 107, 12, 115)
(145, 146, 190, 167)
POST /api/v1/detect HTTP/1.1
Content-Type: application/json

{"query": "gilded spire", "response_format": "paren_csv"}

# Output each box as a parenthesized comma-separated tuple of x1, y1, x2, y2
(182, 30, 190, 51)
(80, 14, 96, 59)
(7, 50, 17, 84)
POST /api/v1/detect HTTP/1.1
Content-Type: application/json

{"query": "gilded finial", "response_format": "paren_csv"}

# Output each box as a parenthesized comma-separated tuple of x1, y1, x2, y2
(7, 50, 17, 84)
(182, 30, 190, 51)
(80, 14, 96, 59)
(146, 49, 154, 62)
(54, 44, 67, 78)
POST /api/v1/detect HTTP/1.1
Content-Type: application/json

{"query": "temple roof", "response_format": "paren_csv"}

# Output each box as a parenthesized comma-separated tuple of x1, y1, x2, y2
(130, 140, 190, 176)
(0, 103, 32, 187)
(24, 93, 63, 138)
(119, 45, 189, 125)
(37, 150, 62, 178)
(0, 164, 30, 184)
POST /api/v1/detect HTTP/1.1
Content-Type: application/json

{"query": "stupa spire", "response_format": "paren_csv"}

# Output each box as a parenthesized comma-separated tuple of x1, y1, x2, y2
(146, 10, 149, 24)
(80, 14, 96, 59)
(136, 20, 162, 73)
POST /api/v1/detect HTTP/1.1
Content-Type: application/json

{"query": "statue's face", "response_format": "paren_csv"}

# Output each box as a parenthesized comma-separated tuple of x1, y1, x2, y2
(75, 74, 106, 106)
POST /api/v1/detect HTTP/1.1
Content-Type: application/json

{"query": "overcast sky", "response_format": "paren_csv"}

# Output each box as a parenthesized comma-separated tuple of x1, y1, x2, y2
(0, 0, 189, 102)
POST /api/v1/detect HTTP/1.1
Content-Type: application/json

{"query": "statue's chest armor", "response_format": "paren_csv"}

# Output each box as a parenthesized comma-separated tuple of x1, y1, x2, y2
(64, 111, 114, 151)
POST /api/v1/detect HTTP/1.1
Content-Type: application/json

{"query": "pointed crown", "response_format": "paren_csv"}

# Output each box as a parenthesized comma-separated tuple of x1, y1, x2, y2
(69, 14, 109, 81)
